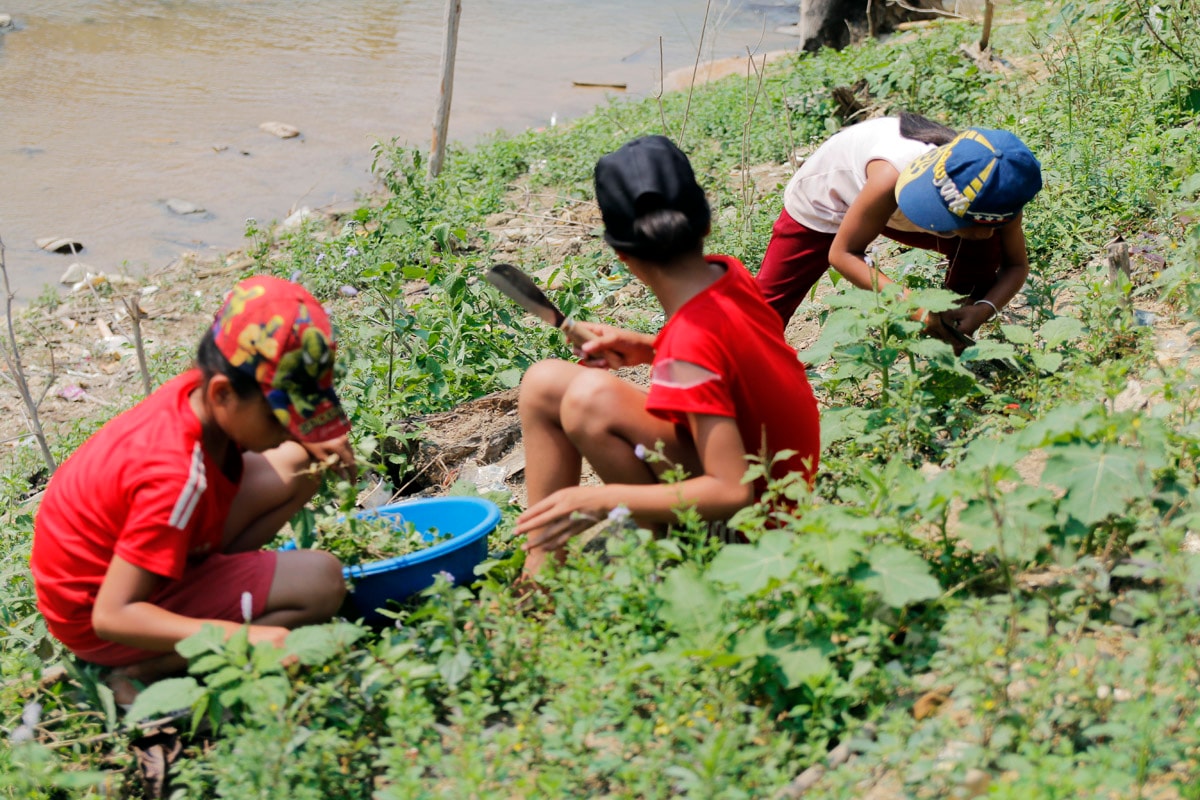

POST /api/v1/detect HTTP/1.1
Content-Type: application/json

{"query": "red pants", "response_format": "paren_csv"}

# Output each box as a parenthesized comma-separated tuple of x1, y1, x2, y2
(756, 209, 1006, 324)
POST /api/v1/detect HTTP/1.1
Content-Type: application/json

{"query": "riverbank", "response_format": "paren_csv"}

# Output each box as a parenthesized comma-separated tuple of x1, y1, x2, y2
(0, 0, 801, 298)
(5, 4, 1200, 797)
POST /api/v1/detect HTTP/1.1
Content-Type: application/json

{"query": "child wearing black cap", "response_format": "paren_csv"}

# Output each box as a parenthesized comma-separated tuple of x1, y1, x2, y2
(31, 275, 355, 703)
(757, 113, 1042, 346)
(515, 136, 820, 576)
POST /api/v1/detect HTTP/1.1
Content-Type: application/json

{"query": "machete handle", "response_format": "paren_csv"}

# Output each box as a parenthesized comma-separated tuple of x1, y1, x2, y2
(560, 317, 598, 347)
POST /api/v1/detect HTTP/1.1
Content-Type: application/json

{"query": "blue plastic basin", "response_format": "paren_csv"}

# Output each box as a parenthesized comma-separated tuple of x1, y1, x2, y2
(285, 496, 501, 623)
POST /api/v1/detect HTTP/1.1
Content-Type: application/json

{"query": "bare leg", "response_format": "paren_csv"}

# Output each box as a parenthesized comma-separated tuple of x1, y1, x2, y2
(518, 361, 700, 575)
(222, 441, 320, 553)
(108, 549, 344, 704)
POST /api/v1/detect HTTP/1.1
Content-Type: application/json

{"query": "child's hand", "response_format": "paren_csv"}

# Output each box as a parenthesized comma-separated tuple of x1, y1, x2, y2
(923, 311, 974, 355)
(301, 435, 358, 483)
(247, 624, 292, 651)
(516, 485, 614, 552)
(572, 323, 656, 369)
(940, 302, 993, 338)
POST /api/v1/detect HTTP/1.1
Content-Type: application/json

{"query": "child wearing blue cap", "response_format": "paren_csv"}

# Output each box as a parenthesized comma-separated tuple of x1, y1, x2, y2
(757, 113, 1042, 346)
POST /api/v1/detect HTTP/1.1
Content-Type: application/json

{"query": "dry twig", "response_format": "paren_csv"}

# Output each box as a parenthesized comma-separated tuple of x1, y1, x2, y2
(0, 234, 57, 473)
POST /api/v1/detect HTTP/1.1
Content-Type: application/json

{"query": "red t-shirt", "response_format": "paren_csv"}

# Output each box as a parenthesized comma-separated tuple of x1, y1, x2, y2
(31, 370, 241, 654)
(646, 255, 820, 485)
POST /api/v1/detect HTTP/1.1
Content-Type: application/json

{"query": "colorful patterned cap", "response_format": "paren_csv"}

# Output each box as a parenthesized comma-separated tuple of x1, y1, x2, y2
(211, 275, 350, 443)
(895, 127, 1042, 233)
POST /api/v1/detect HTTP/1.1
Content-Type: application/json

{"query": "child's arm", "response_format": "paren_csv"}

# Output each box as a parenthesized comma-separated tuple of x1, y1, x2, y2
(92, 555, 290, 652)
(517, 413, 753, 553)
(940, 214, 1031, 336)
(828, 159, 903, 292)
(573, 322, 657, 370)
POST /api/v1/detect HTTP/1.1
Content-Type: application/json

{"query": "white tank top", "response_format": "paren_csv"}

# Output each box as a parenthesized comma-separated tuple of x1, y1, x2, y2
(782, 117, 936, 234)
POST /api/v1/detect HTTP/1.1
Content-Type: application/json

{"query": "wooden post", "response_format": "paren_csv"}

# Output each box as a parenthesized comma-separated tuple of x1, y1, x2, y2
(979, 0, 994, 52)
(429, 0, 462, 179)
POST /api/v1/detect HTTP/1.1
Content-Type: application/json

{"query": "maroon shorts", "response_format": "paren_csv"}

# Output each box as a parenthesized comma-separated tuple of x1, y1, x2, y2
(69, 550, 278, 667)
(755, 209, 1005, 324)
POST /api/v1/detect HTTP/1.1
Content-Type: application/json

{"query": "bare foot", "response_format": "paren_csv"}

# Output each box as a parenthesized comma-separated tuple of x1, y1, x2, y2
(105, 668, 142, 706)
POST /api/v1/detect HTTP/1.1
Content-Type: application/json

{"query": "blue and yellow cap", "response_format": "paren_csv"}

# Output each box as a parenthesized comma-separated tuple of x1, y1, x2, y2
(895, 128, 1042, 233)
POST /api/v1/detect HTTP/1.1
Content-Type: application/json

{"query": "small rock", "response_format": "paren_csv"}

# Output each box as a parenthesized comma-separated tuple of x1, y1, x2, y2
(59, 262, 90, 285)
(260, 121, 301, 139)
(339, 285, 358, 297)
(962, 769, 990, 798)
(279, 206, 314, 231)
(1096, 685, 1111, 700)
(827, 742, 851, 768)
(1183, 531, 1200, 554)
(36, 236, 84, 254)
(141, 285, 160, 297)
(913, 689, 950, 720)
(777, 765, 824, 798)
(1113, 688, 1133, 702)
(0, 14, 13, 29)
(166, 198, 205, 215)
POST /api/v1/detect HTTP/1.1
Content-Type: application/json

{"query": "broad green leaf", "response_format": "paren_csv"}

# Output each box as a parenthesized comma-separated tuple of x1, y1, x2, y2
(1001, 324, 1035, 345)
(205, 666, 245, 690)
(188, 654, 228, 676)
(706, 531, 798, 598)
(818, 406, 870, 447)
(959, 339, 1017, 364)
(1038, 317, 1085, 348)
(438, 647, 473, 687)
(957, 487, 1056, 558)
(126, 677, 204, 724)
(797, 530, 867, 575)
(285, 623, 367, 667)
(774, 646, 832, 688)
(657, 564, 722, 633)
(859, 546, 942, 608)
(733, 623, 769, 658)
(251, 641, 286, 673)
(176, 623, 226, 660)
(1030, 351, 1064, 374)
(959, 436, 1023, 479)
(1044, 443, 1143, 525)
(238, 675, 291, 716)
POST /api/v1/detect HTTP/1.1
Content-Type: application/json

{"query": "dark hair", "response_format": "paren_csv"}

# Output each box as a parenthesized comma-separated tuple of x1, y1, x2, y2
(196, 328, 262, 399)
(898, 112, 958, 146)
(627, 207, 706, 264)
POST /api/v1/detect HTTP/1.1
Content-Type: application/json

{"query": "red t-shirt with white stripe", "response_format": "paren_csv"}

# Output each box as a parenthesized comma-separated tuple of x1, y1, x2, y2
(31, 370, 241, 654)
(646, 255, 820, 484)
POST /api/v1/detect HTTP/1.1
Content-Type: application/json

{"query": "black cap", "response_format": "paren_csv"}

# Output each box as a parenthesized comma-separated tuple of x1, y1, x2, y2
(594, 135, 711, 256)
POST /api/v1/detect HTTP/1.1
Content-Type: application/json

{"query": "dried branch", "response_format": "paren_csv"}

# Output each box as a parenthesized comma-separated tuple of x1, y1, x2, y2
(677, 0, 713, 149)
(121, 294, 154, 396)
(0, 234, 57, 473)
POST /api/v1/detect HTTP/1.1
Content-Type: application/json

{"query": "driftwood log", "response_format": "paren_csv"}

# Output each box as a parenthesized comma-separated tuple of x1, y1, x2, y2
(797, 0, 954, 52)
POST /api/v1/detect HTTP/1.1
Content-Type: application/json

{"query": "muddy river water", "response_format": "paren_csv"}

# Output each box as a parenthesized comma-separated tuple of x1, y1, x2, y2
(0, 1, 798, 296)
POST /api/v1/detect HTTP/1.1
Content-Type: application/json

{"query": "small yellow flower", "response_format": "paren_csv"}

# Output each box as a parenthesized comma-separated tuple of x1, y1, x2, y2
(513, 742, 524, 752)
(1069, 667, 1080, 677)
(994, 647, 1005, 657)
(982, 699, 996, 711)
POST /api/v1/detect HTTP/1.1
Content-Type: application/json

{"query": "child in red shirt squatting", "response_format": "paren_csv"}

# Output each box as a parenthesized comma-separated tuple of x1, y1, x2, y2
(516, 135, 820, 577)
(31, 275, 355, 703)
